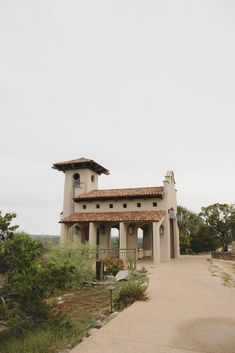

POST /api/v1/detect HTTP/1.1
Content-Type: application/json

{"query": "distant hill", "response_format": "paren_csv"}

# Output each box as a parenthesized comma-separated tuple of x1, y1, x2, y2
(30, 234, 60, 251)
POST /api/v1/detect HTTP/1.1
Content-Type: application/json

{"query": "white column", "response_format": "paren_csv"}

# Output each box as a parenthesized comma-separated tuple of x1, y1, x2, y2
(174, 220, 180, 258)
(61, 223, 70, 242)
(119, 222, 127, 262)
(89, 222, 97, 247)
(119, 222, 127, 249)
(160, 219, 170, 262)
(153, 222, 161, 265)
(108, 226, 112, 249)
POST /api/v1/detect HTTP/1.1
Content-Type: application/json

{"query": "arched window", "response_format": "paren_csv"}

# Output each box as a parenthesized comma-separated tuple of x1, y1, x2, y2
(73, 173, 80, 185)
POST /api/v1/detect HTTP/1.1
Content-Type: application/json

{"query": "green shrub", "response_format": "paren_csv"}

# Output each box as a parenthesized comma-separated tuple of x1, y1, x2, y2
(127, 256, 135, 270)
(114, 280, 148, 311)
(0, 232, 51, 329)
(103, 257, 125, 276)
(46, 242, 97, 289)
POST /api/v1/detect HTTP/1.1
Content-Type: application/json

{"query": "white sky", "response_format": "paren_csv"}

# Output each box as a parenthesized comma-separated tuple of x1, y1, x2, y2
(0, 0, 235, 235)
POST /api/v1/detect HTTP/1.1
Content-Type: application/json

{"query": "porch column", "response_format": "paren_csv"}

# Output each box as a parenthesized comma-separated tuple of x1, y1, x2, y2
(119, 222, 127, 249)
(61, 223, 70, 242)
(119, 222, 127, 262)
(108, 226, 112, 249)
(89, 222, 97, 247)
(174, 220, 180, 258)
(152, 222, 161, 265)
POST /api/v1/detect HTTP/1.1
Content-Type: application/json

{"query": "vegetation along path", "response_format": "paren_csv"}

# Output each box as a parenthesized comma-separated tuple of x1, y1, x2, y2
(71, 256, 235, 353)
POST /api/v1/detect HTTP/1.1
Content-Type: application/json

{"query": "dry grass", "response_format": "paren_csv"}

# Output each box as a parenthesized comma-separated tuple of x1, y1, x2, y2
(0, 285, 110, 353)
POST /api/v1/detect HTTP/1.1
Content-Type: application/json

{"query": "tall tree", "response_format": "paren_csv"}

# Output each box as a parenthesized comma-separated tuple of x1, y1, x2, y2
(199, 203, 235, 252)
(177, 206, 201, 254)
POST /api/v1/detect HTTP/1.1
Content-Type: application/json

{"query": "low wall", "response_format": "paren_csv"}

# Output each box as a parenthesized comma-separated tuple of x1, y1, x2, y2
(211, 251, 235, 261)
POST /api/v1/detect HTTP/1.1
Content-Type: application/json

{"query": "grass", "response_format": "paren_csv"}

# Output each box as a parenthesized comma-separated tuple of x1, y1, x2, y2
(0, 285, 110, 353)
(114, 276, 148, 311)
(0, 273, 149, 353)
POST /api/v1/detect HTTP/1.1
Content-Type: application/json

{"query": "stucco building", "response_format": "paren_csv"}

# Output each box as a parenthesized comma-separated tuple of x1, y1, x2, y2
(53, 157, 180, 264)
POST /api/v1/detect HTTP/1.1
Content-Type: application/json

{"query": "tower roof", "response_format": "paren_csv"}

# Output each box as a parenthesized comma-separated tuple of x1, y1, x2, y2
(52, 157, 110, 175)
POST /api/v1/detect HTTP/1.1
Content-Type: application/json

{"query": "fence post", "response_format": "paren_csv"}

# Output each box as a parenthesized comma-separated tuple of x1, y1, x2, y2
(134, 248, 137, 269)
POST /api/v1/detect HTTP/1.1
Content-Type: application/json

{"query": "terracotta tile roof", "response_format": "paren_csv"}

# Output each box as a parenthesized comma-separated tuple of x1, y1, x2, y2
(74, 186, 164, 201)
(52, 157, 109, 175)
(60, 210, 166, 223)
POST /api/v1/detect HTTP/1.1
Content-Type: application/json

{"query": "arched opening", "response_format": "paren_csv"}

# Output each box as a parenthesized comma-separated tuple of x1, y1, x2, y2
(137, 227, 144, 260)
(137, 228, 144, 249)
(111, 226, 119, 249)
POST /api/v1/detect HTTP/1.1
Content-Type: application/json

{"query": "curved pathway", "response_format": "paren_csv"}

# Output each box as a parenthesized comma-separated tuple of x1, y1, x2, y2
(71, 256, 235, 353)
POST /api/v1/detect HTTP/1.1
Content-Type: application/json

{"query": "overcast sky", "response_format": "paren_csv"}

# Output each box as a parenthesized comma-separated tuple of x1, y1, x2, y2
(0, 0, 235, 235)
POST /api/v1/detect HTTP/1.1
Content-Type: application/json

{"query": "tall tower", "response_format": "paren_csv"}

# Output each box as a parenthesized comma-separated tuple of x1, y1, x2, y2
(52, 157, 109, 239)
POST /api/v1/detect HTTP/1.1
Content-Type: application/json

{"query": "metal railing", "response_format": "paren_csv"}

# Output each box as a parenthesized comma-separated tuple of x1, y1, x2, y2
(98, 248, 137, 269)
(137, 249, 153, 260)
(211, 251, 235, 261)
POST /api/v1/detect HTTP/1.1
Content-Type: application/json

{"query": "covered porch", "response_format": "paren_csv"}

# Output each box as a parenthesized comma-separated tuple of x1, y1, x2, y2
(60, 210, 178, 264)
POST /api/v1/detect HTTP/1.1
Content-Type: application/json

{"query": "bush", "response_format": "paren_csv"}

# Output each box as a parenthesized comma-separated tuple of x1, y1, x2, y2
(114, 280, 148, 311)
(103, 257, 125, 276)
(46, 242, 97, 289)
(0, 233, 50, 329)
(180, 234, 194, 255)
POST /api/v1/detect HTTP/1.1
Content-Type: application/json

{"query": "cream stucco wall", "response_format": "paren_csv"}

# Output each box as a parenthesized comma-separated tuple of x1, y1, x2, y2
(74, 198, 163, 213)
(59, 167, 180, 263)
(61, 168, 98, 238)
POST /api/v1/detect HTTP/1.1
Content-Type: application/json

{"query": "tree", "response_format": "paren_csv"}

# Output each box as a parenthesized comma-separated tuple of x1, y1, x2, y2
(191, 224, 220, 253)
(177, 205, 220, 254)
(0, 211, 19, 241)
(177, 206, 201, 254)
(199, 203, 235, 252)
(177, 205, 201, 238)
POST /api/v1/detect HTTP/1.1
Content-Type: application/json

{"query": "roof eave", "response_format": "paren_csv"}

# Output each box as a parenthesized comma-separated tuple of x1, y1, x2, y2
(73, 193, 163, 202)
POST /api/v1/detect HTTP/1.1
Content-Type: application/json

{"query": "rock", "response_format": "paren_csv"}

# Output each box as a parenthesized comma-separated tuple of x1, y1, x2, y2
(115, 270, 130, 281)
(57, 300, 65, 305)
(94, 320, 103, 329)
(63, 293, 73, 297)
(106, 275, 115, 281)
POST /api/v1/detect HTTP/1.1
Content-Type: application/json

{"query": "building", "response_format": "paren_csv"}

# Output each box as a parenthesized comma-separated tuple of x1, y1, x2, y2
(53, 157, 180, 264)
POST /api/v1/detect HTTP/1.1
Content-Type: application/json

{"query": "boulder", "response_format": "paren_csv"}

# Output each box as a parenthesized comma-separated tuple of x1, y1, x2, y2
(115, 270, 130, 281)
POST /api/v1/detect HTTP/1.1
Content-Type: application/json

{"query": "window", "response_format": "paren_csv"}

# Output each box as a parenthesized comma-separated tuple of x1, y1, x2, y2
(137, 202, 141, 208)
(73, 173, 80, 182)
(123, 203, 127, 208)
(83, 205, 86, 209)
(153, 202, 158, 207)
(96, 204, 100, 209)
(109, 204, 113, 208)
(91, 175, 95, 182)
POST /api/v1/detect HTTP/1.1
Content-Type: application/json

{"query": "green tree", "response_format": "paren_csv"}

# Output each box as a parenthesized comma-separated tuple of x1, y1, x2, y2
(199, 203, 235, 252)
(177, 206, 201, 254)
(0, 232, 49, 327)
(191, 224, 220, 253)
(0, 211, 19, 241)
(177, 205, 220, 254)
(177, 206, 201, 238)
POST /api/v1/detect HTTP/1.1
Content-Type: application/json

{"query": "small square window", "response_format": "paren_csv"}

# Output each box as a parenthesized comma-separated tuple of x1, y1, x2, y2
(109, 204, 113, 208)
(153, 202, 157, 207)
(83, 205, 86, 209)
(123, 203, 127, 208)
(137, 203, 141, 208)
(96, 204, 100, 209)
